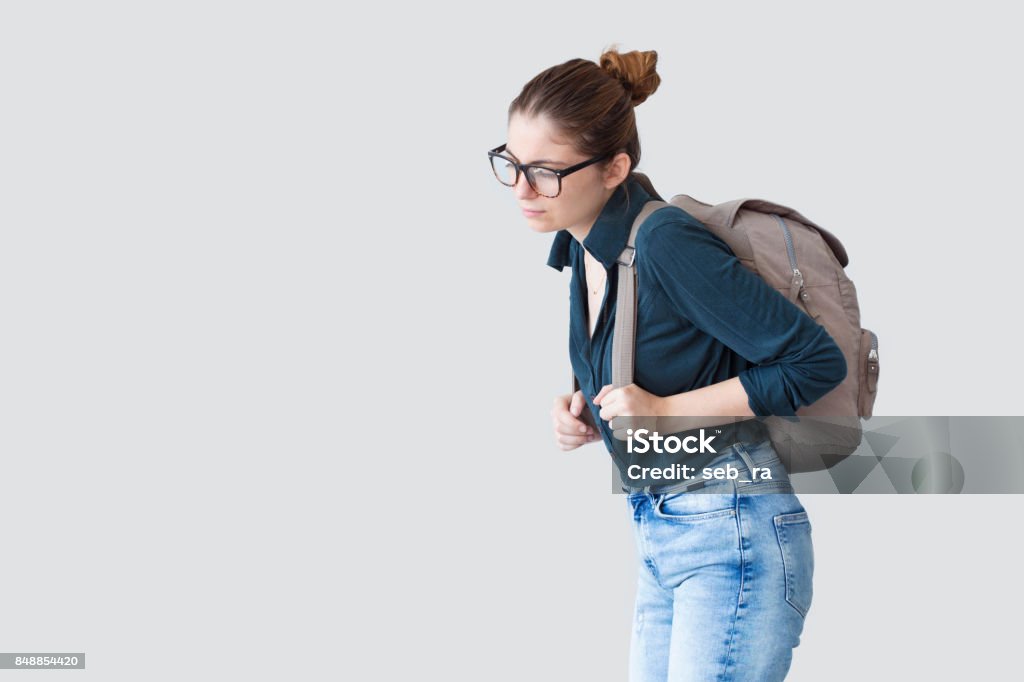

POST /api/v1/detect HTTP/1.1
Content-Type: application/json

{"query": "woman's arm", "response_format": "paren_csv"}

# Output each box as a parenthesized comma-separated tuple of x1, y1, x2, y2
(638, 213, 847, 417)
(638, 212, 847, 413)
(658, 376, 755, 418)
(594, 376, 755, 433)
(595, 212, 847, 424)
(593, 376, 754, 432)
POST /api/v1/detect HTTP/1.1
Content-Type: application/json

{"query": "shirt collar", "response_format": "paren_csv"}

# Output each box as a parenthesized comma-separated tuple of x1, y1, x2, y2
(546, 175, 653, 272)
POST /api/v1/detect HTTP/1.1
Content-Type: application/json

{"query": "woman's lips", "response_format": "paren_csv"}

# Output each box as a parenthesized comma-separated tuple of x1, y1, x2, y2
(522, 208, 545, 217)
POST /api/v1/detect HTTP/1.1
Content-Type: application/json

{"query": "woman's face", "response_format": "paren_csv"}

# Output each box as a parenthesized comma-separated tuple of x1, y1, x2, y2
(505, 111, 628, 236)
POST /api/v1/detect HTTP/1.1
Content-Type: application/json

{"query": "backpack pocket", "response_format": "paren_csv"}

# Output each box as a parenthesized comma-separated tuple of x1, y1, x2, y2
(857, 328, 880, 417)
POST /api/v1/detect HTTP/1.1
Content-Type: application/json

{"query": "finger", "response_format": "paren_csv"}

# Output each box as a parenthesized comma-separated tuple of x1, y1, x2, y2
(556, 407, 594, 433)
(598, 390, 620, 422)
(556, 418, 595, 436)
(557, 432, 593, 447)
(559, 427, 603, 448)
(569, 390, 585, 417)
(565, 430, 601, 446)
(593, 384, 614, 405)
(556, 433, 589, 450)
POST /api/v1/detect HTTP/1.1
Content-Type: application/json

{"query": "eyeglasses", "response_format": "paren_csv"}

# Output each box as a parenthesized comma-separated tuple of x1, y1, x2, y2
(487, 143, 614, 198)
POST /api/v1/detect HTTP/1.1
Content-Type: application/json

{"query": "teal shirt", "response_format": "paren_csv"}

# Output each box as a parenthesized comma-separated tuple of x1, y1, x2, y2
(547, 175, 847, 452)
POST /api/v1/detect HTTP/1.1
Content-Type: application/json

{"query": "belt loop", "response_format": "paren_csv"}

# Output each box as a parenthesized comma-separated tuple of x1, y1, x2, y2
(735, 442, 757, 476)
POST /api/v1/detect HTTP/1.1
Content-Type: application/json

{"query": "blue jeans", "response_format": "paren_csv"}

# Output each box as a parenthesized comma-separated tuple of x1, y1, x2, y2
(626, 439, 813, 682)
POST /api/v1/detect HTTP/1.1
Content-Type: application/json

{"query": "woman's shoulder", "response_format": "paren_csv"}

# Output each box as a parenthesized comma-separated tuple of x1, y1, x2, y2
(630, 200, 745, 274)
(636, 203, 715, 246)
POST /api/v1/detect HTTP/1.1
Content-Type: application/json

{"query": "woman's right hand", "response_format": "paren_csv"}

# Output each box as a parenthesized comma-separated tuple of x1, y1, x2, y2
(551, 391, 601, 451)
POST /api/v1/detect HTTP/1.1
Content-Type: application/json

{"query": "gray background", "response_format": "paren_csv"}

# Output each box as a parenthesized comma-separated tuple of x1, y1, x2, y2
(1, 1, 1021, 679)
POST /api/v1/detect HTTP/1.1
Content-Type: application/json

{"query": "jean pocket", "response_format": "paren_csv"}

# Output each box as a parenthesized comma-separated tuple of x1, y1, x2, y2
(773, 511, 814, 618)
(652, 491, 736, 523)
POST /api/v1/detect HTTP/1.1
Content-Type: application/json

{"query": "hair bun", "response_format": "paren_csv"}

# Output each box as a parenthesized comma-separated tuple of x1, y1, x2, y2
(599, 46, 661, 106)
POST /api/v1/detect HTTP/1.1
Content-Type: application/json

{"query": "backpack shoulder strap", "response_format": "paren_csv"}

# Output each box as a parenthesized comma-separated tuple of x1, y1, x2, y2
(612, 200, 669, 389)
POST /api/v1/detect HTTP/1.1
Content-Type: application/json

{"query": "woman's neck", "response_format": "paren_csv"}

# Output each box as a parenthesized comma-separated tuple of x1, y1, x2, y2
(564, 184, 618, 246)
(566, 223, 591, 245)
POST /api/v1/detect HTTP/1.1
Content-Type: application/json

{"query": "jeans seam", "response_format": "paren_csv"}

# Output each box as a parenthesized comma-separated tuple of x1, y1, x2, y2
(639, 500, 664, 588)
(719, 495, 746, 681)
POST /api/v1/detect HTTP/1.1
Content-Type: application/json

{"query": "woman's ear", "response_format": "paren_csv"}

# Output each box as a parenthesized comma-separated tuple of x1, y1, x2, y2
(603, 151, 632, 189)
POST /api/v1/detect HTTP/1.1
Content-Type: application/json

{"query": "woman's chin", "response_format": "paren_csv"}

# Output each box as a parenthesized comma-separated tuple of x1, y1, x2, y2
(525, 217, 559, 233)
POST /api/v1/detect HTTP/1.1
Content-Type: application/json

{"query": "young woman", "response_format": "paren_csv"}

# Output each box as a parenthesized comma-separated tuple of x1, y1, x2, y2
(488, 47, 849, 681)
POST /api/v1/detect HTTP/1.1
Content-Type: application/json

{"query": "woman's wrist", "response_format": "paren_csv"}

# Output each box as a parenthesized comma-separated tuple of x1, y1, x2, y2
(658, 392, 689, 417)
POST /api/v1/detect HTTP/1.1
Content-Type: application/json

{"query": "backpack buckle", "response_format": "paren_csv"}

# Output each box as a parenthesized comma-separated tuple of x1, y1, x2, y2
(617, 246, 636, 267)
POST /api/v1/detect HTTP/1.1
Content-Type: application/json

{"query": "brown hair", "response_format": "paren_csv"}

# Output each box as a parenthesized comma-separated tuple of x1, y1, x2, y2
(507, 45, 661, 179)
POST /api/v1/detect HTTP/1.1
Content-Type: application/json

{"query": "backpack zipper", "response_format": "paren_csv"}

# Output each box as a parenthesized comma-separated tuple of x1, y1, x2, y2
(771, 214, 806, 301)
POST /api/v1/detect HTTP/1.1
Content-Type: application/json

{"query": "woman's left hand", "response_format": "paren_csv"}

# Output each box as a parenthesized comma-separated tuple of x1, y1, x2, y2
(592, 383, 664, 422)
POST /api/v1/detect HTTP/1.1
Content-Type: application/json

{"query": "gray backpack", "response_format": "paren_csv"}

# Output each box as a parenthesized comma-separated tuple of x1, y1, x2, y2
(576, 173, 880, 473)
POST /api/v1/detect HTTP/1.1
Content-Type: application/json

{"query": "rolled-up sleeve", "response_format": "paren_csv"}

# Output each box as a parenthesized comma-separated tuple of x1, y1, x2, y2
(637, 215, 848, 416)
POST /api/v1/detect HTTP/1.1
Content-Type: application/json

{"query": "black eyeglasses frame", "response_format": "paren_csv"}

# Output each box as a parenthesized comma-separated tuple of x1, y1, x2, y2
(487, 143, 615, 198)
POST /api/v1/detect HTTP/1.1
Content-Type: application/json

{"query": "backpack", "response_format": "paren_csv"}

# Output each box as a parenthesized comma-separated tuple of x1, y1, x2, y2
(576, 173, 880, 474)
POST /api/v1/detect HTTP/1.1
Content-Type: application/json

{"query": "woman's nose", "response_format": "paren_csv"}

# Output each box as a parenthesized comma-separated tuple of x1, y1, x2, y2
(513, 172, 538, 199)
